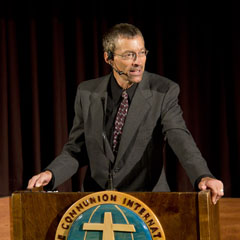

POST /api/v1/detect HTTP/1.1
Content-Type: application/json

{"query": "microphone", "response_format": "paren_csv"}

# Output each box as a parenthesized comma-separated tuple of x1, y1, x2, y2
(114, 68, 126, 76)
(110, 63, 128, 76)
(101, 97, 115, 190)
(107, 51, 128, 76)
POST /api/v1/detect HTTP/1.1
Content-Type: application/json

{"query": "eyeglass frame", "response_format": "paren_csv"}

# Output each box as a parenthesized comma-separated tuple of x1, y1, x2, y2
(113, 49, 149, 61)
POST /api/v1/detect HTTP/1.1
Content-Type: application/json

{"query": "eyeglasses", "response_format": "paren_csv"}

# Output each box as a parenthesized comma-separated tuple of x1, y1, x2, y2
(114, 49, 149, 61)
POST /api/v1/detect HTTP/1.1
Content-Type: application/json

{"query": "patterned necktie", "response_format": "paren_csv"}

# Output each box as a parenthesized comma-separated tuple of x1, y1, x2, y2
(112, 90, 129, 155)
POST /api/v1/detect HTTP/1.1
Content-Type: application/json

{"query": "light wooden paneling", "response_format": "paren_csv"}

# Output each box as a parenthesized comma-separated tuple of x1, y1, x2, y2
(0, 197, 11, 240)
(219, 198, 240, 240)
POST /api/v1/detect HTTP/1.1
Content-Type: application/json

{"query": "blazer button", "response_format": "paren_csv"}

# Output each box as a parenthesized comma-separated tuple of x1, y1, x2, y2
(114, 168, 120, 173)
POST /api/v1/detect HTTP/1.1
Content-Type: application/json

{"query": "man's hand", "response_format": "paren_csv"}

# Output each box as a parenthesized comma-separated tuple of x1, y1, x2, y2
(27, 170, 52, 189)
(198, 177, 224, 204)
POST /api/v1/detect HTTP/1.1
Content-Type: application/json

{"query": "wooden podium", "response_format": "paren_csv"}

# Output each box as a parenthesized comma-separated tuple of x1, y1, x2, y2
(11, 190, 220, 240)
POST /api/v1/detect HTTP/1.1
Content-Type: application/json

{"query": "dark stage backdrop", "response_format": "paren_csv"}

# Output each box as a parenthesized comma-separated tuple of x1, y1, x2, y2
(0, 1, 239, 197)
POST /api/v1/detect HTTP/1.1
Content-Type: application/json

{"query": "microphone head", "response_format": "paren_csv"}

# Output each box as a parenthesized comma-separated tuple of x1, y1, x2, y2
(109, 61, 128, 76)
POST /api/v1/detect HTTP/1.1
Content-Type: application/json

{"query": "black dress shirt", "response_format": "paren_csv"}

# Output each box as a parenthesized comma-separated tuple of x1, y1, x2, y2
(105, 74, 138, 146)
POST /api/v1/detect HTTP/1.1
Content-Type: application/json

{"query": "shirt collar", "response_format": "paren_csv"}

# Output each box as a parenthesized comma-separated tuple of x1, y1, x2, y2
(110, 73, 138, 104)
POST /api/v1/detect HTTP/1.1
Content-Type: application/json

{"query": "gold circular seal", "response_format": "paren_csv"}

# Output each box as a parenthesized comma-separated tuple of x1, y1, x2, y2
(55, 191, 166, 240)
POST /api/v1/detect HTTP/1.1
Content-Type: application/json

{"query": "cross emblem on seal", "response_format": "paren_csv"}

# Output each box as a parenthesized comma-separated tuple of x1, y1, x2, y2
(83, 212, 136, 240)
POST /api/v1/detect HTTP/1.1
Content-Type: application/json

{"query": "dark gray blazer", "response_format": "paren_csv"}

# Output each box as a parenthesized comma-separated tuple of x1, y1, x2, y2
(46, 71, 213, 191)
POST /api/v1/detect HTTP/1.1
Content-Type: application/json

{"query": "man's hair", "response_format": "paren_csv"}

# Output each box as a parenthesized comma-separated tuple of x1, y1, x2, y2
(102, 23, 144, 54)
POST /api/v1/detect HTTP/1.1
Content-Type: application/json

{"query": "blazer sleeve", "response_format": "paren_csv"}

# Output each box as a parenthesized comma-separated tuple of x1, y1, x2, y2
(45, 84, 86, 189)
(161, 82, 214, 187)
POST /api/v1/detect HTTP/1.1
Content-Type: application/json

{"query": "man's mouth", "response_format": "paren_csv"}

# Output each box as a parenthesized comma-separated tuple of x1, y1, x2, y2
(129, 68, 142, 75)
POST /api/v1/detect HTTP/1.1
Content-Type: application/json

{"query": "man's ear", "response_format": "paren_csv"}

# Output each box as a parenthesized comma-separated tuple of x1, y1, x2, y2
(104, 52, 110, 64)
(104, 51, 113, 65)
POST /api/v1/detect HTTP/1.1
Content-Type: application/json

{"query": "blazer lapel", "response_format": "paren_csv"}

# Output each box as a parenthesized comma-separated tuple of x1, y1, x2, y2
(88, 92, 106, 138)
(115, 74, 152, 163)
(87, 74, 115, 162)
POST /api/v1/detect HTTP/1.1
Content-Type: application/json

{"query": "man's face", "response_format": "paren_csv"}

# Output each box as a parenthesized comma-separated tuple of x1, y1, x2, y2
(111, 35, 147, 87)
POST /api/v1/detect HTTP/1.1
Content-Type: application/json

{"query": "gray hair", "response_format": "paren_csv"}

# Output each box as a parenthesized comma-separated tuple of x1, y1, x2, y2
(102, 23, 144, 53)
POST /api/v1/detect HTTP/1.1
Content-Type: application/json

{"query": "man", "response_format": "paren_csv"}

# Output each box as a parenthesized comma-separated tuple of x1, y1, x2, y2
(28, 23, 224, 204)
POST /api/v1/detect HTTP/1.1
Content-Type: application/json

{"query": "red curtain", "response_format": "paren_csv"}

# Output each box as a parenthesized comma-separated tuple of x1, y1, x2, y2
(0, 1, 239, 197)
